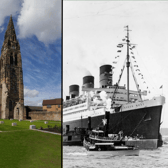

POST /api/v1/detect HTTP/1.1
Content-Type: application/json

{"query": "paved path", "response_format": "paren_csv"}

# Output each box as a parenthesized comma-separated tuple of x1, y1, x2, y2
(30, 129, 61, 135)
(0, 129, 30, 132)
(0, 129, 61, 135)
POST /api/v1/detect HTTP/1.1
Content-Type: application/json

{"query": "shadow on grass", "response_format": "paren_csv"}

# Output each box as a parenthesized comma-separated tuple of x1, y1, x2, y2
(40, 125, 61, 133)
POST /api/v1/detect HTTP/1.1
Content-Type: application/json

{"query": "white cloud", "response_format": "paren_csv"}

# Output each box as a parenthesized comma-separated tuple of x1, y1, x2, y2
(24, 99, 42, 106)
(49, 97, 55, 99)
(24, 87, 39, 98)
(0, 27, 4, 33)
(0, 0, 22, 26)
(17, 0, 61, 45)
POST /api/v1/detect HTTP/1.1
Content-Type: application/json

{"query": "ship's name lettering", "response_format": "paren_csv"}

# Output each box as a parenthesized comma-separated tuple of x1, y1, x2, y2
(123, 103, 144, 109)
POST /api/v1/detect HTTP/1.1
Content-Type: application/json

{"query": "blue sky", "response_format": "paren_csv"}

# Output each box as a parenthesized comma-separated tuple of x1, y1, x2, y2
(0, 0, 61, 106)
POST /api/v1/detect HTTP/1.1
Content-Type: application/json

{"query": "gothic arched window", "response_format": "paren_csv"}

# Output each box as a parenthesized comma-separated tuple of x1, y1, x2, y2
(8, 40, 11, 47)
(15, 54, 17, 65)
(17, 108, 19, 116)
(10, 53, 13, 65)
(9, 100, 12, 111)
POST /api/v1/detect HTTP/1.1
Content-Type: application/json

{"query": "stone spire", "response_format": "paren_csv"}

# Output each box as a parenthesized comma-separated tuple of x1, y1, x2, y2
(1, 15, 20, 53)
(4, 15, 17, 42)
(0, 15, 24, 120)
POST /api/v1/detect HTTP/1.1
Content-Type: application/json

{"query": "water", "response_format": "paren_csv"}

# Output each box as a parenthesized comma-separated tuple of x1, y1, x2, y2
(63, 145, 168, 168)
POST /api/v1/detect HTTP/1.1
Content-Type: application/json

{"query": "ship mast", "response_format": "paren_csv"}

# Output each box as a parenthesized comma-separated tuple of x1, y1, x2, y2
(126, 26, 130, 103)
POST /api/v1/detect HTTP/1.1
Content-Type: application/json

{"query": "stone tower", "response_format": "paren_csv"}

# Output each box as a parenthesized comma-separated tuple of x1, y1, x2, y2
(0, 15, 24, 119)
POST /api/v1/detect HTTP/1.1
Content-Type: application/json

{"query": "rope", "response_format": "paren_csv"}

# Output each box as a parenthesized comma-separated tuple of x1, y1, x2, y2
(130, 113, 146, 136)
(111, 57, 127, 106)
(108, 110, 134, 133)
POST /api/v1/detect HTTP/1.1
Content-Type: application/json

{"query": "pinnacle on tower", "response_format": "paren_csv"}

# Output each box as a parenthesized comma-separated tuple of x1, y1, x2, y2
(7, 15, 14, 30)
(5, 15, 16, 41)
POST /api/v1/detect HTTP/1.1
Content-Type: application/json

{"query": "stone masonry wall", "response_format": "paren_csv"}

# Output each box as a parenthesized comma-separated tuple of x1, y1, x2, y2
(29, 111, 61, 121)
(23, 107, 27, 120)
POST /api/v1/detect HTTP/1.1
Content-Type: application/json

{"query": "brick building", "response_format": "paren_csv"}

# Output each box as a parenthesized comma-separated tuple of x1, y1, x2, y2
(0, 15, 24, 119)
(42, 98, 62, 112)
(25, 99, 62, 121)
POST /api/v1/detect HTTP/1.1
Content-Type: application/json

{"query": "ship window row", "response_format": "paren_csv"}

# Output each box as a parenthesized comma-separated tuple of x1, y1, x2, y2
(63, 100, 86, 108)
(63, 105, 86, 112)
(64, 110, 85, 116)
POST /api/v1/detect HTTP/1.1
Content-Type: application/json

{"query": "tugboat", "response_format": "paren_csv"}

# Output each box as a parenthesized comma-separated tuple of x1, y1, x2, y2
(83, 112, 139, 156)
(63, 125, 87, 146)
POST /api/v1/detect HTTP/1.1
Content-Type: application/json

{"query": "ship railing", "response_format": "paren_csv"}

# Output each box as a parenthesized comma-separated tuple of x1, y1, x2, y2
(89, 135, 142, 141)
(63, 103, 87, 112)
(89, 135, 119, 141)
(63, 100, 87, 108)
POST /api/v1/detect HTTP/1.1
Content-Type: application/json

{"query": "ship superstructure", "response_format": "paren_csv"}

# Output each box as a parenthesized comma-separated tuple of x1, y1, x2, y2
(63, 26, 165, 149)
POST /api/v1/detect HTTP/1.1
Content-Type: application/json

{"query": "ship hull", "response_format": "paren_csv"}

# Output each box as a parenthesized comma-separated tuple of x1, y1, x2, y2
(63, 105, 163, 149)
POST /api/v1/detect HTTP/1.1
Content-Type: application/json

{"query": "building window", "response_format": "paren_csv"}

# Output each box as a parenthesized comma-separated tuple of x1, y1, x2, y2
(10, 53, 13, 65)
(8, 40, 11, 47)
(17, 108, 19, 115)
(47, 105, 51, 108)
(15, 54, 17, 65)
(9, 100, 12, 111)
(58, 105, 60, 108)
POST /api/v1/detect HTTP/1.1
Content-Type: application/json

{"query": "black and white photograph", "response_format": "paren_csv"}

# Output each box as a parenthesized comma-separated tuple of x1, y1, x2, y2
(63, 1, 168, 168)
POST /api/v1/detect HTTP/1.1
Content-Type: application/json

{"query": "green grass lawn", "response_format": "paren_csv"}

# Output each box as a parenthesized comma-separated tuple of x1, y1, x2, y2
(0, 120, 62, 168)
(0, 119, 61, 131)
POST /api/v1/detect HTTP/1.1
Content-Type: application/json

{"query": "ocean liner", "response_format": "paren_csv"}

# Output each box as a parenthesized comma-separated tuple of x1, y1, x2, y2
(63, 26, 165, 149)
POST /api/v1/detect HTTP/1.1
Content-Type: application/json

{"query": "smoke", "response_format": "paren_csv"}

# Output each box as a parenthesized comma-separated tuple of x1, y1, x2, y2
(89, 91, 94, 98)
(99, 58, 110, 67)
(99, 91, 111, 111)
(106, 98, 112, 111)
(83, 69, 92, 76)
(93, 97, 101, 104)
(99, 91, 107, 102)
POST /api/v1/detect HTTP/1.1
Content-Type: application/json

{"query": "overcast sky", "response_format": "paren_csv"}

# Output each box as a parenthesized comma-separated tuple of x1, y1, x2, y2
(0, 0, 61, 106)
(63, 1, 168, 128)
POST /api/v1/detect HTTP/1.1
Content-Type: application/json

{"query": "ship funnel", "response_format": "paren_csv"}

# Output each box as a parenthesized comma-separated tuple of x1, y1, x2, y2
(66, 125, 70, 134)
(105, 111, 110, 137)
(83, 76, 94, 88)
(88, 116, 91, 130)
(99, 65, 112, 88)
(69, 85, 79, 98)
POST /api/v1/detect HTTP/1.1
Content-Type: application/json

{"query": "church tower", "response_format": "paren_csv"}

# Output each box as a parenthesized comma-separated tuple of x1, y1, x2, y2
(0, 15, 24, 119)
